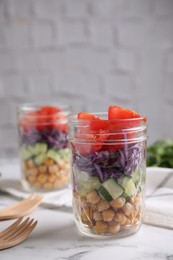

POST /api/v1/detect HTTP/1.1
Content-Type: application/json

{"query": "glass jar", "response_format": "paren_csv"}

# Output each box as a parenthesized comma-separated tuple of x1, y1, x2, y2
(68, 113, 147, 238)
(17, 104, 71, 192)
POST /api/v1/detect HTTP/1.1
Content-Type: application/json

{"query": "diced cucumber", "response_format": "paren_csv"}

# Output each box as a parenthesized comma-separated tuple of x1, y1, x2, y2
(47, 149, 61, 163)
(76, 169, 101, 197)
(34, 153, 47, 166)
(33, 143, 47, 155)
(118, 175, 136, 197)
(58, 148, 70, 159)
(98, 186, 113, 201)
(27, 145, 35, 155)
(132, 170, 143, 192)
(102, 178, 124, 200)
(20, 146, 32, 160)
(132, 170, 141, 185)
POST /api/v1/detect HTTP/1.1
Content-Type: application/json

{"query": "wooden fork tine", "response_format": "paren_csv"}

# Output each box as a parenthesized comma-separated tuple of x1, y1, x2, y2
(0, 217, 23, 238)
(5, 219, 34, 241)
(1, 195, 36, 211)
(0, 195, 43, 214)
(14, 196, 43, 214)
(10, 220, 38, 244)
(1, 217, 31, 240)
(0, 219, 37, 250)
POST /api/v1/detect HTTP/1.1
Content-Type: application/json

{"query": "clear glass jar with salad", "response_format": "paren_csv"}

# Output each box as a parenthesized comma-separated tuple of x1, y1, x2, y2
(17, 104, 71, 192)
(68, 105, 147, 238)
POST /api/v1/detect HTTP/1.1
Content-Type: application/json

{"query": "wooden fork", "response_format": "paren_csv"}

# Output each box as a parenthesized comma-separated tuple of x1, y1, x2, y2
(0, 217, 37, 250)
(0, 194, 43, 220)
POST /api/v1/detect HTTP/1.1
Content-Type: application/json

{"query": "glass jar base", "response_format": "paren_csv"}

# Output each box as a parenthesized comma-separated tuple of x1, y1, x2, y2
(21, 179, 70, 193)
(75, 220, 141, 239)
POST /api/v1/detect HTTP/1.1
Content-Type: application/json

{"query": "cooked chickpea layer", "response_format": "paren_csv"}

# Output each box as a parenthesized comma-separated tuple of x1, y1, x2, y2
(22, 153, 70, 191)
(74, 191, 143, 236)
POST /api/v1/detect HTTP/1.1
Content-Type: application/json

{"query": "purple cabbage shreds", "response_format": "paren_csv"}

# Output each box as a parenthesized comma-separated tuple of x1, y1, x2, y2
(20, 129, 41, 145)
(72, 142, 143, 182)
(47, 131, 68, 149)
(20, 128, 68, 149)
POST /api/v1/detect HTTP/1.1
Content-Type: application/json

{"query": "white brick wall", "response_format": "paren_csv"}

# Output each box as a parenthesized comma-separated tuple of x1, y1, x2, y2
(0, 0, 173, 157)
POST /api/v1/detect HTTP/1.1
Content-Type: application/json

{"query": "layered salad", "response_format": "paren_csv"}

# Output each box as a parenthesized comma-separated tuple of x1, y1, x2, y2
(18, 105, 70, 191)
(70, 105, 147, 237)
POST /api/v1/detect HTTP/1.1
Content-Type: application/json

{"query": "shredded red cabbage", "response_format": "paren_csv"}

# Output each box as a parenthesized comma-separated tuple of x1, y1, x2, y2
(20, 128, 68, 149)
(72, 142, 143, 183)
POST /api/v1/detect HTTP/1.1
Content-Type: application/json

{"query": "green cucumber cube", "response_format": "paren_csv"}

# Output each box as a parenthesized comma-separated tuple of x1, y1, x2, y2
(47, 149, 61, 163)
(20, 146, 32, 160)
(33, 143, 47, 155)
(34, 153, 47, 166)
(118, 176, 136, 197)
(102, 179, 124, 200)
(27, 145, 35, 155)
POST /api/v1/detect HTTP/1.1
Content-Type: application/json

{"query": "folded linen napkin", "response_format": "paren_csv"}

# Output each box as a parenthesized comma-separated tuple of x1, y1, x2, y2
(144, 167, 173, 229)
(0, 160, 173, 229)
(0, 160, 72, 208)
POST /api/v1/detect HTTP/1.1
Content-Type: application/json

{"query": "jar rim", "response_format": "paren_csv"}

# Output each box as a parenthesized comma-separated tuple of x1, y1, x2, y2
(69, 112, 146, 123)
(17, 103, 72, 119)
(68, 112, 147, 143)
(17, 103, 71, 112)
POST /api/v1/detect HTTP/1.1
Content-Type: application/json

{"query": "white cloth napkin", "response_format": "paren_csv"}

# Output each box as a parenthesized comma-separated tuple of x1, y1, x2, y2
(0, 160, 173, 229)
(144, 167, 173, 229)
(0, 160, 72, 208)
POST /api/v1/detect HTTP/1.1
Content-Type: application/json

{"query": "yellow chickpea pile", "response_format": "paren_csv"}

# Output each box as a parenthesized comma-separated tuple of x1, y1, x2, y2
(22, 156, 70, 191)
(74, 191, 142, 235)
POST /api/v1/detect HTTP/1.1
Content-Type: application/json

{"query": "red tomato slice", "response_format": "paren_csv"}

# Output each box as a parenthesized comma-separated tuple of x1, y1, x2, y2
(74, 132, 104, 154)
(108, 105, 146, 129)
(20, 106, 68, 132)
(108, 105, 141, 120)
(77, 112, 109, 154)
(20, 111, 44, 132)
(40, 106, 61, 115)
(77, 112, 110, 131)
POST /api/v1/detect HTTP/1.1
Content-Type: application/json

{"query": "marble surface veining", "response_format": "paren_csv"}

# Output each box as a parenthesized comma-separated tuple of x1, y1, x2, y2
(0, 160, 173, 260)
(0, 195, 173, 260)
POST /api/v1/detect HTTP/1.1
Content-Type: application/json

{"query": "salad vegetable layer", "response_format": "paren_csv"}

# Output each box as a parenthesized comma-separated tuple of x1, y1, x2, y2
(18, 106, 70, 191)
(71, 105, 146, 237)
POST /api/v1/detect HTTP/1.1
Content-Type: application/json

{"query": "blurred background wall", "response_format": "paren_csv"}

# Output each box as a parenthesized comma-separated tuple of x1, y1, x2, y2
(0, 0, 173, 158)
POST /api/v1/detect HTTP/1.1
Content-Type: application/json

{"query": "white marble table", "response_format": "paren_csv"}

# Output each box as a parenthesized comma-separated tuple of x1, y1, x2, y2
(0, 161, 173, 260)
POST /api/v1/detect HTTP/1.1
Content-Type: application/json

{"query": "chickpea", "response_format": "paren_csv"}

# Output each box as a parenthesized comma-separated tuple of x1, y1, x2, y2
(114, 212, 127, 226)
(53, 179, 63, 188)
(58, 159, 66, 169)
(94, 221, 108, 234)
(43, 182, 53, 189)
(80, 198, 89, 209)
(33, 181, 42, 188)
(90, 203, 98, 211)
(97, 199, 110, 212)
(123, 217, 132, 227)
(49, 165, 59, 175)
(129, 196, 135, 204)
(44, 159, 54, 166)
(102, 209, 115, 222)
(87, 191, 101, 204)
(37, 173, 47, 184)
(48, 174, 57, 183)
(133, 217, 140, 226)
(25, 160, 35, 169)
(27, 175, 36, 183)
(108, 222, 120, 234)
(61, 174, 69, 185)
(38, 165, 47, 174)
(122, 203, 133, 216)
(81, 208, 92, 222)
(26, 168, 38, 177)
(110, 197, 126, 209)
(93, 211, 103, 221)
